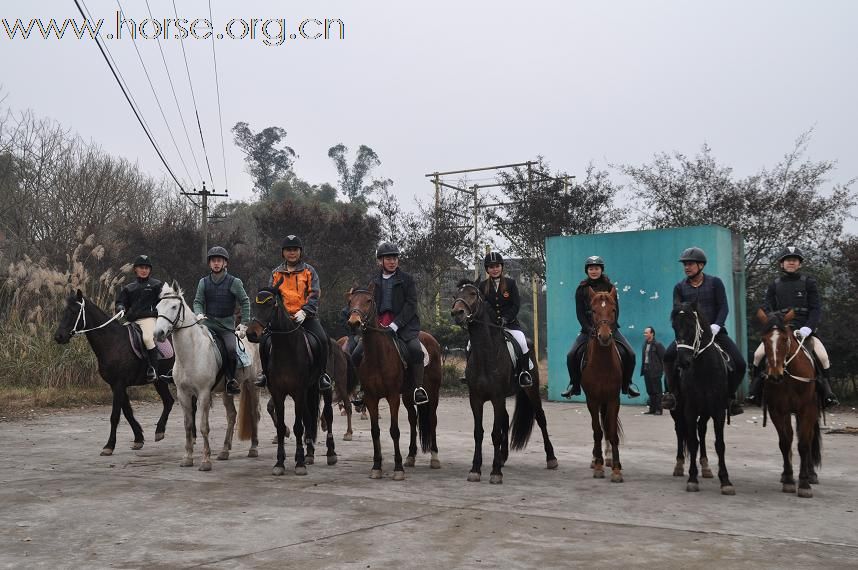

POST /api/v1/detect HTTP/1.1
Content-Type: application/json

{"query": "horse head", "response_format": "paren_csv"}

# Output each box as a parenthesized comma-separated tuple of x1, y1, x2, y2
(53, 289, 86, 344)
(671, 301, 708, 370)
(246, 287, 280, 343)
(347, 285, 377, 332)
(451, 279, 482, 327)
(153, 282, 188, 342)
(756, 308, 796, 380)
(589, 287, 617, 347)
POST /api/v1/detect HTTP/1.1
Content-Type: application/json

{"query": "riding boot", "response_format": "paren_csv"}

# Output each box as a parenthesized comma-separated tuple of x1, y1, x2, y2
(818, 368, 839, 409)
(145, 348, 159, 383)
(412, 364, 429, 405)
(561, 378, 581, 398)
(728, 398, 744, 416)
(746, 365, 764, 406)
(224, 356, 241, 396)
(517, 353, 533, 388)
(255, 334, 270, 387)
(317, 341, 333, 392)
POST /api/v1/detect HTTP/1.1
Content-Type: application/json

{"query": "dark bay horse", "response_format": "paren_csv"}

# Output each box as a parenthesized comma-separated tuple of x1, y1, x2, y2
(53, 290, 175, 455)
(347, 286, 441, 480)
(451, 281, 557, 484)
(671, 302, 735, 494)
(756, 308, 822, 498)
(246, 288, 327, 475)
(580, 288, 624, 482)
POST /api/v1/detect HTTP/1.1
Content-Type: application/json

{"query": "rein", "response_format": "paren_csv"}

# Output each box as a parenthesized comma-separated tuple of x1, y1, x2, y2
(349, 290, 395, 334)
(675, 310, 716, 358)
(783, 329, 813, 382)
(157, 295, 200, 332)
(253, 293, 305, 336)
(70, 298, 124, 336)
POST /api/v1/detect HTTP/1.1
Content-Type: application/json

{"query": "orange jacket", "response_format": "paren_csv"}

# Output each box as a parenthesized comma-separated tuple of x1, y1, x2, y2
(269, 261, 320, 315)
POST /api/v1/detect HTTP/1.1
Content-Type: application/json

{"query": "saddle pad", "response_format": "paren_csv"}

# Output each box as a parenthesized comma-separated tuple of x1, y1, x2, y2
(393, 337, 430, 368)
(127, 324, 174, 360)
(236, 339, 252, 369)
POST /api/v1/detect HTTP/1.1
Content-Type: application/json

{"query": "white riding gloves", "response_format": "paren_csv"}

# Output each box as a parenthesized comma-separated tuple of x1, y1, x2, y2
(389, 322, 399, 332)
(196, 313, 206, 321)
(293, 309, 307, 324)
(798, 326, 812, 339)
(710, 324, 721, 336)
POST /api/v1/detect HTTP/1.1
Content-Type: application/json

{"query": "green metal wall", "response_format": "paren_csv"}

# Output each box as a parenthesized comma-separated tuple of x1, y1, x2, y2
(545, 225, 747, 404)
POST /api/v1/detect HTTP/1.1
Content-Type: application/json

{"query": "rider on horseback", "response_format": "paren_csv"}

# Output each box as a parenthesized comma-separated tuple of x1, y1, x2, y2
(661, 247, 745, 416)
(115, 254, 163, 383)
(561, 256, 640, 399)
(478, 252, 534, 388)
(256, 235, 333, 392)
(192, 246, 251, 396)
(747, 245, 839, 409)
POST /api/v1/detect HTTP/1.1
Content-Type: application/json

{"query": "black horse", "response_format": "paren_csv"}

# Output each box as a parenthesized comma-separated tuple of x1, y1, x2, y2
(451, 281, 557, 484)
(53, 290, 175, 455)
(671, 302, 735, 494)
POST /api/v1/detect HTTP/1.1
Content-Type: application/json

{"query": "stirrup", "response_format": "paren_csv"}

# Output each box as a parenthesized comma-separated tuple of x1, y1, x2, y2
(518, 371, 533, 388)
(625, 383, 641, 398)
(254, 373, 267, 388)
(823, 395, 839, 409)
(159, 370, 174, 385)
(561, 383, 580, 398)
(225, 378, 241, 395)
(661, 393, 677, 411)
(414, 386, 429, 405)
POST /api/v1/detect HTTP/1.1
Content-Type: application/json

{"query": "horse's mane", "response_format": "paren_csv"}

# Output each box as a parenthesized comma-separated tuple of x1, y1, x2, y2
(670, 302, 710, 327)
(760, 310, 790, 334)
(457, 278, 476, 288)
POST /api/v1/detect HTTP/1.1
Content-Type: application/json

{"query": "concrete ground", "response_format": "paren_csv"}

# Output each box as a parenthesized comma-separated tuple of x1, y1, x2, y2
(1, 397, 857, 569)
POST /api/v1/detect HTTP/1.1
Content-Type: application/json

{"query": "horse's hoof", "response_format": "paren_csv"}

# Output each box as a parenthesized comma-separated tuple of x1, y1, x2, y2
(217, 451, 229, 461)
(131, 442, 144, 450)
(180, 458, 194, 467)
(610, 472, 624, 483)
(305, 456, 315, 466)
(392, 470, 405, 481)
(489, 474, 503, 484)
(782, 483, 797, 494)
(701, 467, 714, 478)
(797, 487, 813, 498)
(686, 482, 700, 492)
(467, 472, 481, 482)
(295, 466, 308, 476)
(721, 485, 736, 495)
(247, 448, 258, 458)
(343, 433, 352, 442)
(327, 455, 338, 466)
(154, 432, 165, 442)
(405, 456, 416, 468)
(199, 461, 212, 472)
(593, 468, 605, 479)
(370, 469, 383, 479)
(272, 466, 285, 476)
(100, 448, 114, 457)
(546, 458, 558, 470)
(430, 459, 442, 470)
(673, 467, 684, 477)
(809, 474, 819, 485)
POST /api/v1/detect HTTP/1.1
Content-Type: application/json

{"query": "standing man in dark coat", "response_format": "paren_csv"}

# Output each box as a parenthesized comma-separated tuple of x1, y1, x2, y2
(640, 326, 666, 414)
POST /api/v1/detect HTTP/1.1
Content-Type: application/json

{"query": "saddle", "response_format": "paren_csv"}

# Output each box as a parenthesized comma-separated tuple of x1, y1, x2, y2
(127, 323, 174, 360)
(354, 335, 430, 369)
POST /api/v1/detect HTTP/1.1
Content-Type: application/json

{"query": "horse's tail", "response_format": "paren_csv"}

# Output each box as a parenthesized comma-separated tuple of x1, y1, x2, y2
(510, 388, 536, 451)
(237, 378, 260, 442)
(417, 396, 432, 453)
(812, 418, 823, 469)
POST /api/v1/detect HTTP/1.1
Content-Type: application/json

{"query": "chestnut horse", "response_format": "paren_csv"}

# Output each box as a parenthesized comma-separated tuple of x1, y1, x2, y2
(581, 288, 625, 482)
(347, 286, 441, 480)
(756, 308, 822, 498)
(451, 281, 557, 484)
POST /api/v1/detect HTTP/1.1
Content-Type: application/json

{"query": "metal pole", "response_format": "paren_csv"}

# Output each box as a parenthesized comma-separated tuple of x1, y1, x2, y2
(433, 174, 442, 321)
(473, 184, 480, 281)
(201, 183, 208, 265)
(532, 274, 539, 361)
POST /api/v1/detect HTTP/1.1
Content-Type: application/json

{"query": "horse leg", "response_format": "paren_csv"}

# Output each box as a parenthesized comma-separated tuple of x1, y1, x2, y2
(323, 390, 337, 466)
(343, 400, 353, 441)
(429, 392, 440, 470)
(489, 397, 507, 484)
(176, 387, 196, 467)
(197, 390, 213, 471)
(366, 396, 384, 479)
(796, 415, 815, 498)
(685, 411, 700, 492)
(272, 395, 288, 476)
(404, 395, 418, 468)
(672, 410, 685, 476)
(468, 394, 484, 482)
(292, 396, 308, 475)
(388, 395, 405, 480)
(772, 412, 796, 493)
(698, 417, 713, 478)
(218, 393, 237, 461)
(714, 413, 734, 495)
(119, 394, 145, 450)
(101, 386, 124, 455)
(607, 401, 622, 483)
(530, 390, 558, 469)
(153, 379, 174, 442)
(588, 401, 604, 477)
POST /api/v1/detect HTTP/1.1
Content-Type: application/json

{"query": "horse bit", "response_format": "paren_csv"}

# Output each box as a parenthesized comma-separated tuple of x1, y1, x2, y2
(675, 310, 716, 358)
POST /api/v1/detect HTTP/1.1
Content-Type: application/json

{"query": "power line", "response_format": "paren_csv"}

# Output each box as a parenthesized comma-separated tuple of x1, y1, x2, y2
(115, 0, 194, 190)
(208, 0, 229, 192)
(172, 0, 217, 190)
(144, 0, 205, 187)
(73, 0, 186, 193)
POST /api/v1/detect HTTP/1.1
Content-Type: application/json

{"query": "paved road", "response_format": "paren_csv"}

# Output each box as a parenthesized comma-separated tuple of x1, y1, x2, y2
(1, 397, 857, 569)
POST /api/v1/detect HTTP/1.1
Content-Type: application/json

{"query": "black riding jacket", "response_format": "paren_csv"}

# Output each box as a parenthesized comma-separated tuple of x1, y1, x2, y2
(575, 275, 618, 334)
(762, 271, 821, 331)
(476, 276, 521, 329)
(115, 277, 163, 320)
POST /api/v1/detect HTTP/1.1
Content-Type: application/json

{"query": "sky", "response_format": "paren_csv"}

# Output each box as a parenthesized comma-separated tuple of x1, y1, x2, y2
(2, 0, 857, 230)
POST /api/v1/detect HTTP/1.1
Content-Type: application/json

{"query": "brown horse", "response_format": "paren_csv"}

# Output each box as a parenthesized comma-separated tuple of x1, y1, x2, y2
(756, 308, 822, 498)
(347, 286, 441, 480)
(581, 287, 624, 482)
(451, 281, 557, 484)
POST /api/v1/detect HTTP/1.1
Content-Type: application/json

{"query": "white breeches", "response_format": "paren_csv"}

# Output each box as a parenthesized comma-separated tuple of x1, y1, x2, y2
(753, 337, 830, 368)
(137, 317, 157, 349)
(465, 329, 529, 354)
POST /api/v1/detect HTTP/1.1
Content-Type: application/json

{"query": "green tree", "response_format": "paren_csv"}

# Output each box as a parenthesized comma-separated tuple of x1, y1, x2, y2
(231, 122, 296, 198)
(327, 143, 382, 206)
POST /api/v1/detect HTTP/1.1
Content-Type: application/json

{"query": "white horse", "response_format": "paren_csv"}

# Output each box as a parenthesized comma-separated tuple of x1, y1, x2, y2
(154, 282, 260, 471)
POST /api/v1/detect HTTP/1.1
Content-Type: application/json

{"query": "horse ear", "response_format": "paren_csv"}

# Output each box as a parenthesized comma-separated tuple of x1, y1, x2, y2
(367, 282, 376, 295)
(755, 307, 768, 326)
(783, 309, 796, 324)
(76, 289, 84, 301)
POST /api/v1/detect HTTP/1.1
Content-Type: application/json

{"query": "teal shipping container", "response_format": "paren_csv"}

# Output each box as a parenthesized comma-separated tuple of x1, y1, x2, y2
(546, 225, 747, 404)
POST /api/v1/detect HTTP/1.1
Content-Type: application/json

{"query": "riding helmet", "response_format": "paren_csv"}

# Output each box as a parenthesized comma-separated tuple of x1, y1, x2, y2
(376, 242, 400, 258)
(207, 246, 229, 261)
(584, 255, 605, 272)
(679, 247, 707, 264)
(777, 245, 805, 263)
(280, 235, 303, 250)
(133, 254, 152, 268)
(484, 251, 504, 267)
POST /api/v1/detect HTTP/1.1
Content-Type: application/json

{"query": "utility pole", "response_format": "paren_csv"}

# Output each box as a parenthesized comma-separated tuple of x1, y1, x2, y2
(182, 181, 228, 264)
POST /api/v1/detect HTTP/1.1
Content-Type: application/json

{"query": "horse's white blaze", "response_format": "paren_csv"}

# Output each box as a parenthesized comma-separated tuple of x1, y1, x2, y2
(601, 300, 606, 308)
(770, 329, 779, 367)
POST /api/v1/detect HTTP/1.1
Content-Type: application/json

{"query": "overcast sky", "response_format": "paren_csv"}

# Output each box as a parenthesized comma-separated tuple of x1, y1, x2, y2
(3, 0, 856, 230)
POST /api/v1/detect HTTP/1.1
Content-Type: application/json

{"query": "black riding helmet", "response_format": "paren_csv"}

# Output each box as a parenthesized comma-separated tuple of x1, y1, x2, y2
(376, 242, 400, 258)
(133, 254, 152, 268)
(777, 245, 805, 263)
(484, 252, 504, 267)
(584, 255, 605, 273)
(679, 247, 707, 264)
(207, 246, 229, 261)
(281, 235, 303, 250)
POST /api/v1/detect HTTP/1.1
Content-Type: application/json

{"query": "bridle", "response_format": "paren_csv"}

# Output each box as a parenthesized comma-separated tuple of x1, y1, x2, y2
(765, 322, 813, 383)
(252, 291, 303, 335)
(452, 284, 505, 330)
(68, 297, 124, 336)
(590, 293, 616, 341)
(348, 289, 390, 333)
(675, 309, 715, 358)
(156, 295, 199, 332)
